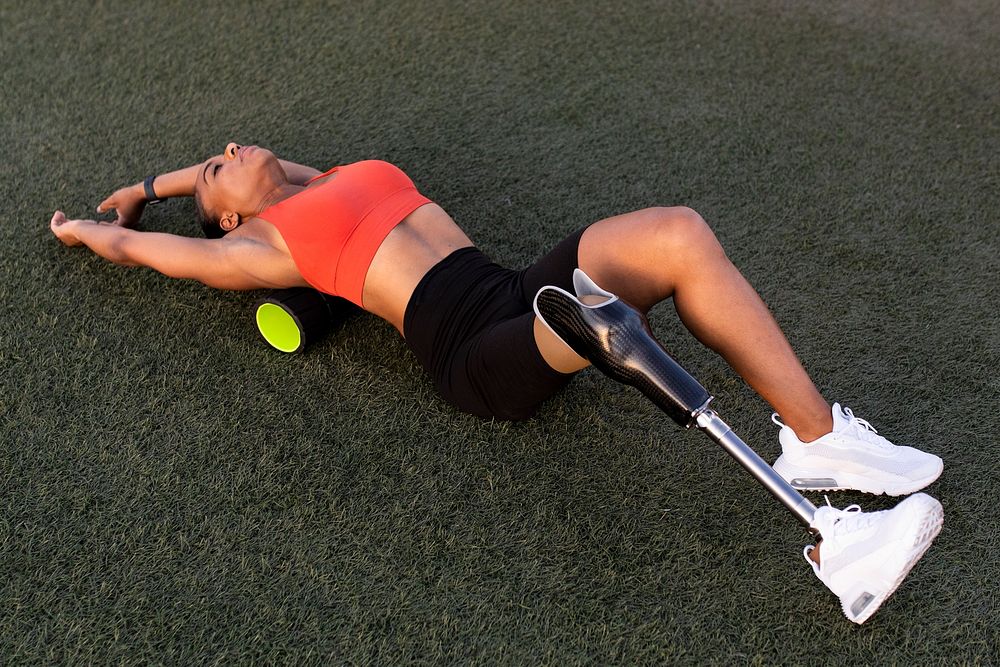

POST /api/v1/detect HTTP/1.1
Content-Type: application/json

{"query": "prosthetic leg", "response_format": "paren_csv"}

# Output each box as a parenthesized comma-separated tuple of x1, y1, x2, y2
(533, 269, 817, 529)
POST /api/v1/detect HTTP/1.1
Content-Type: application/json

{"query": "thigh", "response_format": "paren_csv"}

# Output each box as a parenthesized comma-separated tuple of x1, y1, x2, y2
(405, 246, 575, 420)
(576, 206, 712, 312)
(452, 311, 575, 421)
(518, 225, 590, 303)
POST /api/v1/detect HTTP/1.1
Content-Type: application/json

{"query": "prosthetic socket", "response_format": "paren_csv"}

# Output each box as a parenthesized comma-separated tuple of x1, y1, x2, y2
(534, 269, 817, 528)
(533, 270, 712, 428)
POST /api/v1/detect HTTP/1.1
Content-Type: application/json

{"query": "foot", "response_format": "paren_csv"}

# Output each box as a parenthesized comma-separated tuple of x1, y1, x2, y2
(805, 493, 943, 624)
(772, 403, 943, 495)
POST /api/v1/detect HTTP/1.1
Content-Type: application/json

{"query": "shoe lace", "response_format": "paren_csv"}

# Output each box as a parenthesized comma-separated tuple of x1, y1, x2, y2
(840, 406, 894, 450)
(819, 496, 877, 536)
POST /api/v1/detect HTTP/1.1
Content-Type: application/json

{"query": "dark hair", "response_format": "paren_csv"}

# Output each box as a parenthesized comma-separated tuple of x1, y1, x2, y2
(193, 190, 225, 239)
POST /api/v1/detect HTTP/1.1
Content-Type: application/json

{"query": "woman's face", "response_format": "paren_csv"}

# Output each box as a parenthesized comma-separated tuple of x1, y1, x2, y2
(194, 142, 286, 229)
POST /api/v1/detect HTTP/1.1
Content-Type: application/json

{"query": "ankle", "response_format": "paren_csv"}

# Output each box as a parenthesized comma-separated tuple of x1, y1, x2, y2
(787, 409, 834, 443)
(810, 541, 822, 566)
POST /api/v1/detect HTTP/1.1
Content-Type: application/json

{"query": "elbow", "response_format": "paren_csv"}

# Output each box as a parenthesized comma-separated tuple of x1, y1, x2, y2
(109, 232, 139, 266)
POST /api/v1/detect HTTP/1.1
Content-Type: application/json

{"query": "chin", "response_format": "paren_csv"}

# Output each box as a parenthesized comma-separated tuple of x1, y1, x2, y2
(259, 148, 285, 172)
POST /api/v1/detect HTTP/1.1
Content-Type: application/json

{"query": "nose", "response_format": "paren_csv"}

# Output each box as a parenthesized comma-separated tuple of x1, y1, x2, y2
(224, 142, 241, 160)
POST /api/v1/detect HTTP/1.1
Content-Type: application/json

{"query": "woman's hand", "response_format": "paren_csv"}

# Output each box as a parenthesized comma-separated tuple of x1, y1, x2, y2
(96, 183, 146, 227)
(50, 210, 91, 246)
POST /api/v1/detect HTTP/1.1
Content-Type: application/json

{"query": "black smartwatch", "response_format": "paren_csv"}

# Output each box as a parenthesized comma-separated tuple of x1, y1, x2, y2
(143, 175, 163, 205)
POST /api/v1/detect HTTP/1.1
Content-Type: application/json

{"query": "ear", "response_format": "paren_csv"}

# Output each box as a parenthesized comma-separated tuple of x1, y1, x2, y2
(219, 211, 242, 232)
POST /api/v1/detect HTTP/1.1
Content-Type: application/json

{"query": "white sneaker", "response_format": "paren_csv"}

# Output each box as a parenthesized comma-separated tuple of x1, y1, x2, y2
(805, 493, 943, 624)
(772, 403, 943, 495)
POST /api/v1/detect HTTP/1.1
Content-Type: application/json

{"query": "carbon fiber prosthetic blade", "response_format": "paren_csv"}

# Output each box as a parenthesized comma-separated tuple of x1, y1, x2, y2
(533, 270, 712, 428)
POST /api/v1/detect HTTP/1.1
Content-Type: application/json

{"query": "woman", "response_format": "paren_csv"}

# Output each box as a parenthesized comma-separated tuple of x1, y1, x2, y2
(50, 142, 943, 623)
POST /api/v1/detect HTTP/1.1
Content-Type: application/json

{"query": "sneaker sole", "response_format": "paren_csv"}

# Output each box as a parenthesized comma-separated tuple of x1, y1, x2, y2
(845, 493, 944, 624)
(773, 455, 943, 496)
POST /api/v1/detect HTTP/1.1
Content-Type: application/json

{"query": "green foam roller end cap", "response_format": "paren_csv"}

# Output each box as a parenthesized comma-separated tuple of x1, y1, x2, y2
(256, 302, 303, 353)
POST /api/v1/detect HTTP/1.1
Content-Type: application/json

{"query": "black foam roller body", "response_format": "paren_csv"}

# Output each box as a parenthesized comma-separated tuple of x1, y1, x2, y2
(255, 287, 355, 352)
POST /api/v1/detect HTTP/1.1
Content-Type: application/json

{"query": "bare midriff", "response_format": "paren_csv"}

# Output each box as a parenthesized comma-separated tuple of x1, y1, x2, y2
(361, 203, 474, 335)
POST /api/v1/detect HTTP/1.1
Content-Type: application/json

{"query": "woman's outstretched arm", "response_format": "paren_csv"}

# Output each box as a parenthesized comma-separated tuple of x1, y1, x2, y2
(50, 211, 289, 290)
(96, 157, 321, 227)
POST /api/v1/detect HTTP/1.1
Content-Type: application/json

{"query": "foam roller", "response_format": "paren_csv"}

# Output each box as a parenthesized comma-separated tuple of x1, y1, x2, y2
(254, 288, 355, 353)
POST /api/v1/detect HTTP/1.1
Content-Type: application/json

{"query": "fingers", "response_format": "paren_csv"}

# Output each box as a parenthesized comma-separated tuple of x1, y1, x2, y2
(51, 212, 98, 226)
(96, 198, 126, 225)
(50, 211, 67, 240)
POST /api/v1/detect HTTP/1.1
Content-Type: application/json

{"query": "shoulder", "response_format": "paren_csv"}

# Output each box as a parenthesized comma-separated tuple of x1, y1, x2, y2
(217, 220, 305, 289)
(231, 217, 291, 253)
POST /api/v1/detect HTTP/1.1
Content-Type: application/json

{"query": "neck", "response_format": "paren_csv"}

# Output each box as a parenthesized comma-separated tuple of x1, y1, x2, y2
(254, 183, 304, 214)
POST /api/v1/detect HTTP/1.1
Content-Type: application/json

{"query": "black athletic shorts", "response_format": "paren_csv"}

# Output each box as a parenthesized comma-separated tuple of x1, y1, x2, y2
(403, 227, 588, 420)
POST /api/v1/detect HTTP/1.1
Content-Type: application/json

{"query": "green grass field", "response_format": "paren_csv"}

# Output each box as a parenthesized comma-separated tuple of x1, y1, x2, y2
(3, 0, 999, 663)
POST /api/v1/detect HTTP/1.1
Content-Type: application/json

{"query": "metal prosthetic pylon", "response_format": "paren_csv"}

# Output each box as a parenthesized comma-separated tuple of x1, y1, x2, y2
(692, 408, 817, 528)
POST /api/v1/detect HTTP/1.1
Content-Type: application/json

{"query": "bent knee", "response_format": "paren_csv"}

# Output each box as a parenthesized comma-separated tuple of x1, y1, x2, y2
(647, 206, 723, 259)
(650, 206, 714, 243)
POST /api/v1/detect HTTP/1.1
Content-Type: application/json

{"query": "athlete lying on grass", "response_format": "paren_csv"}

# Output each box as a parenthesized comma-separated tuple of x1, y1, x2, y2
(50, 142, 944, 623)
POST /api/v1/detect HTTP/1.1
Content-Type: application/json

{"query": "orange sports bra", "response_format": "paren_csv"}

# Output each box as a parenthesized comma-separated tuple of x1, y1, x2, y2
(258, 160, 433, 307)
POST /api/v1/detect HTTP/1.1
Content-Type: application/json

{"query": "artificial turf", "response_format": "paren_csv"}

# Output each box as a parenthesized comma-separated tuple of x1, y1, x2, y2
(2, 0, 999, 663)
